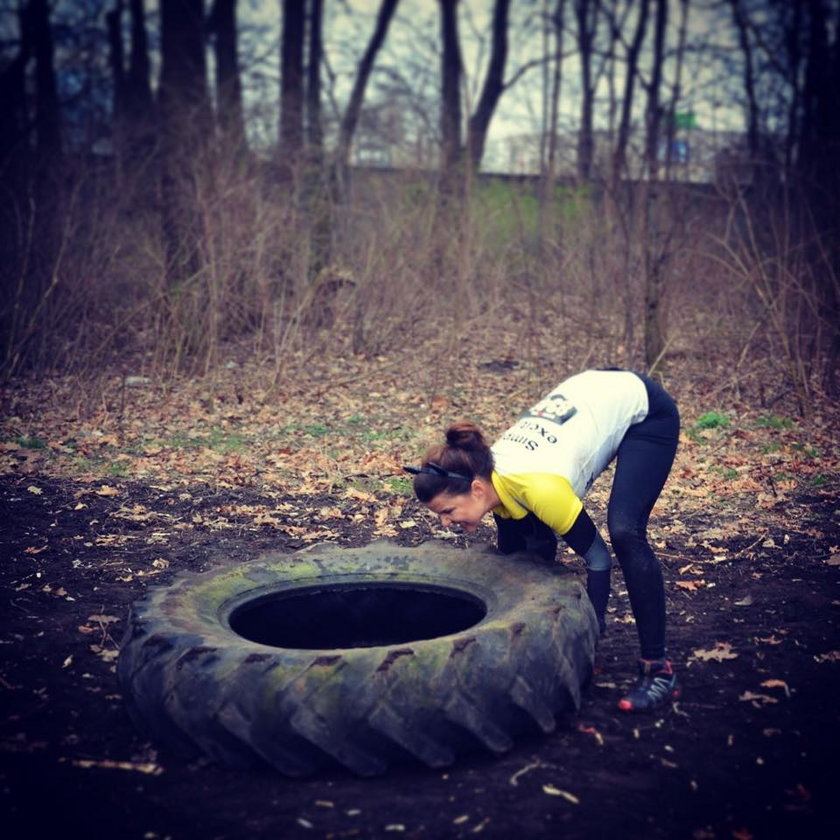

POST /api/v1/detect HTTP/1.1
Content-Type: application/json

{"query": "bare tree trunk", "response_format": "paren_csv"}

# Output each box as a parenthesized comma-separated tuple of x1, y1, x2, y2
(0, 0, 62, 373)
(28, 0, 61, 299)
(28, 0, 60, 163)
(612, 0, 650, 181)
(575, 0, 598, 182)
(108, 0, 153, 145)
(159, 0, 211, 286)
(306, 0, 324, 160)
(642, 0, 668, 372)
(662, 0, 689, 180)
(127, 0, 153, 117)
(538, 0, 566, 254)
(106, 1, 127, 122)
(439, 0, 463, 199)
(280, 0, 305, 178)
(334, 0, 400, 185)
(304, 0, 331, 275)
(782, 0, 804, 174)
(0, 37, 31, 374)
(209, 0, 246, 155)
(465, 0, 510, 173)
(728, 0, 762, 183)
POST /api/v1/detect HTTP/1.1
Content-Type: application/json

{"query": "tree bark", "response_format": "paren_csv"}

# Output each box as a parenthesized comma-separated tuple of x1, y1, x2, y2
(209, 0, 246, 154)
(643, 0, 666, 181)
(439, 0, 463, 197)
(728, 0, 760, 170)
(642, 0, 668, 372)
(106, 1, 127, 122)
(28, 0, 61, 163)
(280, 0, 305, 176)
(612, 0, 650, 181)
(1, 0, 62, 373)
(538, 0, 566, 254)
(465, 0, 510, 173)
(0, 42, 30, 373)
(575, 0, 598, 182)
(159, 0, 211, 285)
(306, 0, 324, 159)
(127, 0, 153, 118)
(335, 0, 400, 176)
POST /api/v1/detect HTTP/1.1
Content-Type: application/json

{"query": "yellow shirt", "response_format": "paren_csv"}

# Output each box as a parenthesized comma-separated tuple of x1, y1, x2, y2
(490, 370, 649, 536)
(491, 471, 582, 536)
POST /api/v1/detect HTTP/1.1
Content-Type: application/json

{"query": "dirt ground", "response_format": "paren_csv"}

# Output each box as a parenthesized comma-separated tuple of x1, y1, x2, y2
(1, 469, 838, 840)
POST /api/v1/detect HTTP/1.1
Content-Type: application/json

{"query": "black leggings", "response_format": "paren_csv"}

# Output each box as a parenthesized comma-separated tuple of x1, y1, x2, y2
(495, 374, 679, 660)
(609, 375, 679, 660)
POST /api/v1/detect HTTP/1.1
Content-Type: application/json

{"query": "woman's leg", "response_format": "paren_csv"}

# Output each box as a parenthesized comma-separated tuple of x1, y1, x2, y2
(607, 377, 679, 661)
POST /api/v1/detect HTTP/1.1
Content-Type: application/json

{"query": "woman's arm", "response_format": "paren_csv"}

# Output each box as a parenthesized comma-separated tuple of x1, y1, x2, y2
(563, 507, 612, 571)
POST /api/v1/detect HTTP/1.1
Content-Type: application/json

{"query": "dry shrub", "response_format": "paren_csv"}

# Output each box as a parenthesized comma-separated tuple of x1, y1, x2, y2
(3, 150, 832, 417)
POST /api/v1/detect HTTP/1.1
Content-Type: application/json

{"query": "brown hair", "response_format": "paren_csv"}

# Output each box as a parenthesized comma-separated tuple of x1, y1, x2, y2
(412, 421, 494, 503)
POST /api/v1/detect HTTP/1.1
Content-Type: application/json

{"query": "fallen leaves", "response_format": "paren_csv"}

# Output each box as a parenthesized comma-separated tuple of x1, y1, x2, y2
(739, 679, 791, 707)
(755, 634, 784, 645)
(577, 724, 605, 746)
(89, 645, 119, 663)
(542, 784, 580, 804)
(688, 642, 738, 664)
(94, 485, 120, 497)
(111, 504, 168, 524)
(814, 651, 840, 663)
(760, 678, 791, 697)
(508, 759, 543, 786)
(676, 579, 707, 592)
(739, 691, 779, 707)
(24, 544, 48, 555)
(69, 757, 163, 775)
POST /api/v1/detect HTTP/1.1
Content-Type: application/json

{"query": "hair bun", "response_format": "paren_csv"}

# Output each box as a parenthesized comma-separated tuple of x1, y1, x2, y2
(445, 421, 486, 450)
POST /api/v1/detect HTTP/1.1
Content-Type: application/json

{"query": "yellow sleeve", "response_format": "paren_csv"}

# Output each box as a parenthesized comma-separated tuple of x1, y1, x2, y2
(503, 473, 583, 536)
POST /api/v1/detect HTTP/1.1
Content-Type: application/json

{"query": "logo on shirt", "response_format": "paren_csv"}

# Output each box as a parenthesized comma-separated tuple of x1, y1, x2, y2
(524, 393, 578, 425)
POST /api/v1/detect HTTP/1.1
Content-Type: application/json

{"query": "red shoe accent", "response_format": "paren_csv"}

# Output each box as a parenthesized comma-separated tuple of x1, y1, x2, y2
(617, 659, 679, 712)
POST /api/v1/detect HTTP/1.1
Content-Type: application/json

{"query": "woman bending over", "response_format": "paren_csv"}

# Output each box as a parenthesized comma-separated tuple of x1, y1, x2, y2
(405, 369, 681, 713)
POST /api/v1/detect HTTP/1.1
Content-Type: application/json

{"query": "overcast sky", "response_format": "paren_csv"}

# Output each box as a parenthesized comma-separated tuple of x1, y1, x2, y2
(236, 0, 747, 163)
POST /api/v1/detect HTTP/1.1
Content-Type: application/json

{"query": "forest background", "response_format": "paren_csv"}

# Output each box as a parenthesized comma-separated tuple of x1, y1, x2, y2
(0, 0, 838, 400)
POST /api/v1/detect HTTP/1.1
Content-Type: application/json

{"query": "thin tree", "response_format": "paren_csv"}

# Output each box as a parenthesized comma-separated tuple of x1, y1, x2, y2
(728, 0, 760, 169)
(105, 1, 128, 123)
(158, 0, 211, 286)
(464, 0, 511, 173)
(538, 0, 566, 253)
(574, 0, 599, 181)
(334, 0, 400, 187)
(209, 0, 246, 155)
(306, 0, 324, 161)
(28, 0, 61, 164)
(280, 0, 305, 178)
(612, 0, 650, 181)
(126, 0, 153, 120)
(439, 0, 463, 197)
(0, 8, 31, 375)
(641, 0, 668, 371)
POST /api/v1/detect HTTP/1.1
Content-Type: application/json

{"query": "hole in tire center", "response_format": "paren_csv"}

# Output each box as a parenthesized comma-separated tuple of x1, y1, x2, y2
(228, 582, 487, 649)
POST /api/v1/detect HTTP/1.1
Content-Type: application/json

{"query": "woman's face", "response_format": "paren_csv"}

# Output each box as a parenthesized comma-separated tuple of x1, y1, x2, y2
(426, 481, 491, 533)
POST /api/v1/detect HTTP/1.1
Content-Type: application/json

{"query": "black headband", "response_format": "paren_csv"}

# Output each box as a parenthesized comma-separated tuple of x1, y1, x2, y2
(403, 462, 471, 482)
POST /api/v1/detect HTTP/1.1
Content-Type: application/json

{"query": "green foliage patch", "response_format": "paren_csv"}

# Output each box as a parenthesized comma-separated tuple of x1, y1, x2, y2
(694, 411, 730, 430)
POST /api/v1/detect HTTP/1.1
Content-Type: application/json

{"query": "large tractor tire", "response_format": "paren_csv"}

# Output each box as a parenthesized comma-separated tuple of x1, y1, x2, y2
(118, 541, 598, 777)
